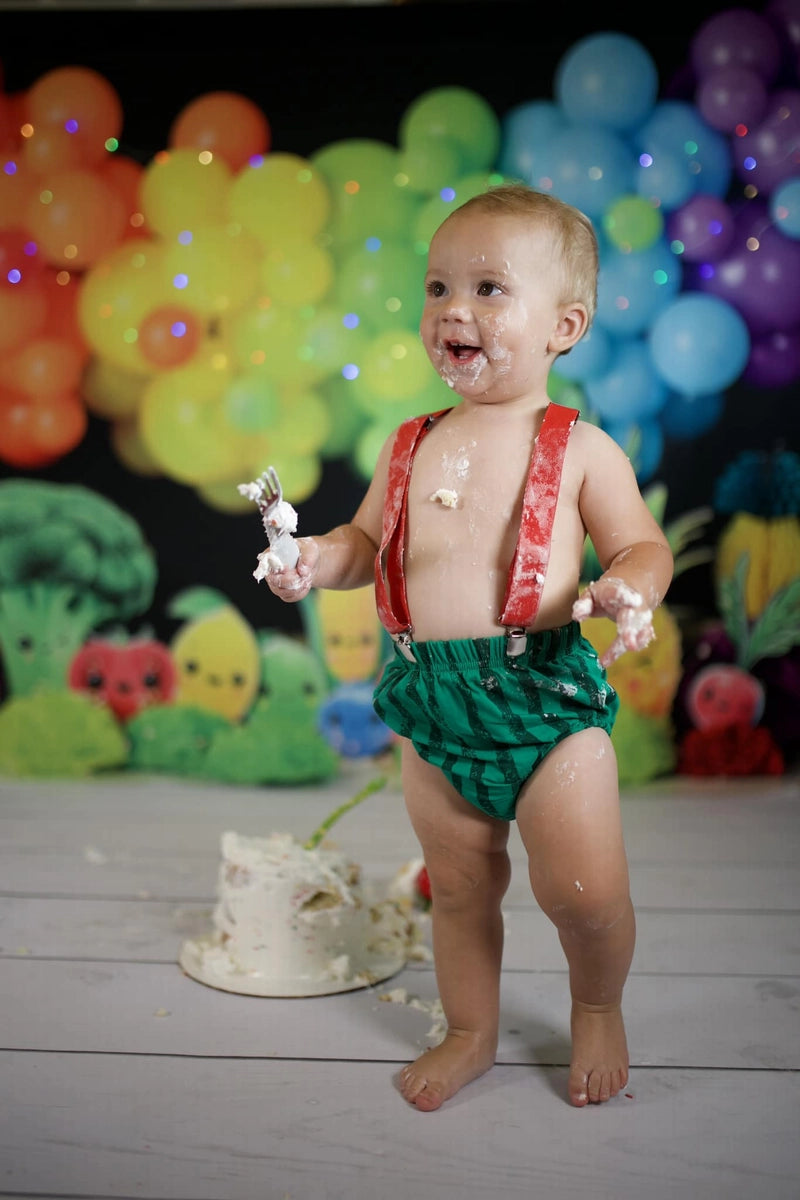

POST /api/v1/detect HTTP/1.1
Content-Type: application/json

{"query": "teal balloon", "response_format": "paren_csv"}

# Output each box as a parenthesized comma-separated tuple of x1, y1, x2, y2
(595, 238, 683, 338)
(553, 323, 614, 383)
(555, 33, 658, 132)
(648, 294, 750, 396)
(586, 337, 668, 423)
(399, 87, 501, 175)
(770, 177, 800, 239)
(531, 127, 633, 220)
(660, 391, 724, 439)
(634, 101, 732, 203)
(498, 101, 567, 182)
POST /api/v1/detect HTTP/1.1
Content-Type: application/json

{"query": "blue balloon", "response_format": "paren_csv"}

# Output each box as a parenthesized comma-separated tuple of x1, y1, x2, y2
(634, 101, 732, 201)
(603, 417, 664, 483)
(531, 126, 633, 220)
(552, 323, 614, 382)
(498, 101, 567, 182)
(660, 391, 725, 439)
(595, 238, 683, 337)
(586, 337, 669, 423)
(648, 293, 750, 395)
(770, 177, 800, 240)
(555, 33, 658, 132)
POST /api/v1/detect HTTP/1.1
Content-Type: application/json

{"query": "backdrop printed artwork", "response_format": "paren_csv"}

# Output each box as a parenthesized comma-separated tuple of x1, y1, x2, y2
(0, 2, 798, 777)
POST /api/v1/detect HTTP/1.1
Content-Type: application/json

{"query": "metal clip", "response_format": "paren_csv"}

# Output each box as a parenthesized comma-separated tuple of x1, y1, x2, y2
(394, 630, 416, 662)
(505, 627, 528, 657)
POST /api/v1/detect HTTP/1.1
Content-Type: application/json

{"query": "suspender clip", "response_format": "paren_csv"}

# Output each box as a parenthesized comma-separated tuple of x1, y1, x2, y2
(505, 627, 528, 657)
(394, 630, 416, 662)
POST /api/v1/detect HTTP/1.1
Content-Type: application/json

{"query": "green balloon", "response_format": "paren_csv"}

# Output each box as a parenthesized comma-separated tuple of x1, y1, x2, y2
(334, 239, 425, 335)
(413, 171, 507, 250)
(399, 87, 501, 176)
(603, 194, 663, 253)
(312, 138, 421, 249)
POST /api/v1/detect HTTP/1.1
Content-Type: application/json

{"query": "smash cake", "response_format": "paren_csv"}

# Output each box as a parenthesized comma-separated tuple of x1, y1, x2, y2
(179, 780, 421, 997)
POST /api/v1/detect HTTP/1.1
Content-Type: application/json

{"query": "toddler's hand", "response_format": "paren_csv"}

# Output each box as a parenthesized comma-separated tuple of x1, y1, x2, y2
(263, 537, 319, 602)
(572, 576, 655, 668)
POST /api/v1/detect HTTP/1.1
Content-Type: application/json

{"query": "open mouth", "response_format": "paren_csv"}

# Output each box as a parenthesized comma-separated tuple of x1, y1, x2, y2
(445, 340, 482, 363)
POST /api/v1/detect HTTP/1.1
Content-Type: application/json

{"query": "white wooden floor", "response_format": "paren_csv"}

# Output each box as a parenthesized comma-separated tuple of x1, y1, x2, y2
(1, 759, 799, 1200)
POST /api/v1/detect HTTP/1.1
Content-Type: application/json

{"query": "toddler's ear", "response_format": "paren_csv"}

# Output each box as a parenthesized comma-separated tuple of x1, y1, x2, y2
(549, 304, 589, 353)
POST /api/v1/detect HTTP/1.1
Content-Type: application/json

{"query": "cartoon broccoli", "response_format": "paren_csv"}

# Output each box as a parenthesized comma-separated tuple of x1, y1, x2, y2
(0, 479, 157, 697)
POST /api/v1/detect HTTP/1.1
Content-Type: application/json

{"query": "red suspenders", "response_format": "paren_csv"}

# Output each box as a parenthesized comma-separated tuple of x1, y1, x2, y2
(375, 402, 579, 656)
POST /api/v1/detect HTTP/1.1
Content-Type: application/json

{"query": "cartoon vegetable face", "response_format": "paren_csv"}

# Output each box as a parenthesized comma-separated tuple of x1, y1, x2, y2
(68, 637, 177, 721)
(685, 663, 765, 731)
(170, 599, 260, 723)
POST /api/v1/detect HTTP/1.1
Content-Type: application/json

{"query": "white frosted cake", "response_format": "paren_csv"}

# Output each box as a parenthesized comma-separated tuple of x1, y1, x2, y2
(179, 830, 413, 996)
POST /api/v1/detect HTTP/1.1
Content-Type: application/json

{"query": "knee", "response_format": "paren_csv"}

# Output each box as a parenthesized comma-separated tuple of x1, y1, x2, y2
(427, 848, 511, 911)
(546, 888, 632, 939)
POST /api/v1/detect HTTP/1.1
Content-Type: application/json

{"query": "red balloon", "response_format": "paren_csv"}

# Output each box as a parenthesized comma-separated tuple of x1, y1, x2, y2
(138, 304, 203, 369)
(0, 385, 87, 467)
(169, 91, 271, 172)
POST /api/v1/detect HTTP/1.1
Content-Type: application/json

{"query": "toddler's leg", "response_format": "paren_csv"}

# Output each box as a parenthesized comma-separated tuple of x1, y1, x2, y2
(398, 740, 511, 1112)
(516, 726, 634, 1106)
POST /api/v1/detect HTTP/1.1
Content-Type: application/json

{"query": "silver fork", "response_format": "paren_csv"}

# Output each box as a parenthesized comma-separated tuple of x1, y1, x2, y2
(237, 465, 300, 571)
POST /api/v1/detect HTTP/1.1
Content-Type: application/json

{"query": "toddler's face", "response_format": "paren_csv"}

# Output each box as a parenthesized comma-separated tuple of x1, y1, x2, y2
(420, 210, 569, 403)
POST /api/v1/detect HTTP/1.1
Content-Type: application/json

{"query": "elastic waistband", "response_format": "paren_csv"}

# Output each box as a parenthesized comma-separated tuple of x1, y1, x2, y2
(398, 623, 582, 671)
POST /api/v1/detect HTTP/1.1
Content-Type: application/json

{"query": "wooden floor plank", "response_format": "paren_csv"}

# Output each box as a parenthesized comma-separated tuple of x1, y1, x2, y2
(4, 897, 799, 977)
(2, 957, 798, 1070)
(2, 1050, 798, 1200)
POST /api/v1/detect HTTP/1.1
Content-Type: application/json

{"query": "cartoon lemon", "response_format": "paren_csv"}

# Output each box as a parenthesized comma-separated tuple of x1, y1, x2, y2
(169, 587, 260, 722)
(302, 585, 387, 684)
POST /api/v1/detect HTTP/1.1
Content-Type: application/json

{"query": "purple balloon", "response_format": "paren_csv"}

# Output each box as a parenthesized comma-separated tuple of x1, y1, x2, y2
(764, 0, 800, 53)
(691, 8, 782, 85)
(695, 65, 768, 133)
(667, 193, 735, 261)
(742, 325, 800, 386)
(692, 198, 800, 335)
(733, 88, 800, 194)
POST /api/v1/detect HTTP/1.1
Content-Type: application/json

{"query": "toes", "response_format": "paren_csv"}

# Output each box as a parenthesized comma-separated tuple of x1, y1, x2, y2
(398, 1068, 445, 1111)
(568, 1069, 589, 1107)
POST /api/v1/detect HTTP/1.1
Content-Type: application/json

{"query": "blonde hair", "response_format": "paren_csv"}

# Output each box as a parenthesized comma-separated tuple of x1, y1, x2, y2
(446, 183, 599, 328)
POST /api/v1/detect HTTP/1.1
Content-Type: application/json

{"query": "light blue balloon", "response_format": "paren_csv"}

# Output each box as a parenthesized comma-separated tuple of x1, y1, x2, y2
(531, 126, 634, 220)
(770, 177, 800, 240)
(498, 101, 567, 182)
(603, 417, 664, 483)
(586, 337, 668, 423)
(660, 391, 725, 439)
(553, 323, 614, 382)
(648, 293, 750, 395)
(635, 144, 697, 212)
(595, 238, 683, 337)
(634, 101, 732, 200)
(555, 33, 658, 132)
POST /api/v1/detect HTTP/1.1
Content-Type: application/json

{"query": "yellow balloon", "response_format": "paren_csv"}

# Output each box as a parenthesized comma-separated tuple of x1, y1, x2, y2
(350, 329, 434, 409)
(82, 356, 152, 418)
(229, 152, 330, 241)
(78, 237, 172, 374)
(226, 303, 326, 387)
(140, 148, 232, 238)
(272, 387, 333, 455)
(196, 478, 258, 514)
(139, 367, 244, 484)
(162, 223, 262, 317)
(246, 448, 322, 505)
(259, 236, 334, 308)
(109, 417, 162, 476)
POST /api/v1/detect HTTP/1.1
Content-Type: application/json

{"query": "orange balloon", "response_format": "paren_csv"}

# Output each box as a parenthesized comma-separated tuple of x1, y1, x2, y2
(26, 66, 123, 168)
(138, 304, 203, 369)
(42, 269, 89, 350)
(25, 166, 127, 269)
(169, 91, 271, 173)
(0, 158, 37, 231)
(99, 153, 149, 237)
(0, 335, 87, 394)
(0, 276, 47, 356)
(21, 122, 90, 175)
(0, 385, 87, 467)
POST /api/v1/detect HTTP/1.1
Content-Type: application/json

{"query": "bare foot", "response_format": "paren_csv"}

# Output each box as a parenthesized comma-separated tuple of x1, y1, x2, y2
(398, 1030, 496, 1112)
(568, 1000, 629, 1106)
